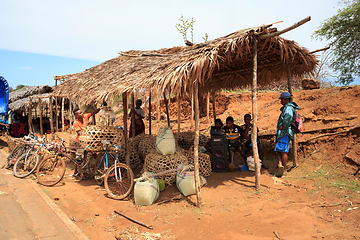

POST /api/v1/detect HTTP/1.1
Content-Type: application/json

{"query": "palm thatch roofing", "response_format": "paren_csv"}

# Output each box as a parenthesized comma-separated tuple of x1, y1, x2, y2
(9, 85, 53, 104)
(9, 93, 52, 114)
(54, 23, 318, 104)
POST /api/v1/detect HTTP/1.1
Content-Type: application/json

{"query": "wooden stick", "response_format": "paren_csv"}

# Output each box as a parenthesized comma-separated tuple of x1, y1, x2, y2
(156, 96, 160, 124)
(299, 125, 359, 143)
(39, 98, 43, 136)
(123, 92, 130, 166)
(144, 91, 147, 134)
(212, 91, 216, 123)
(163, 92, 170, 127)
(55, 96, 58, 132)
(309, 47, 330, 54)
(69, 99, 72, 134)
(207, 92, 210, 122)
(61, 97, 65, 132)
(177, 95, 181, 133)
(193, 79, 202, 208)
(49, 96, 54, 140)
(114, 210, 153, 230)
(273, 231, 282, 240)
(149, 91, 152, 135)
(28, 97, 33, 134)
(258, 16, 311, 39)
(191, 91, 194, 129)
(251, 37, 261, 190)
(131, 91, 135, 138)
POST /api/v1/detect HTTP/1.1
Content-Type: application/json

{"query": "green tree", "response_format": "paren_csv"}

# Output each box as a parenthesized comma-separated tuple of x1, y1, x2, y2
(175, 14, 195, 44)
(313, 0, 360, 85)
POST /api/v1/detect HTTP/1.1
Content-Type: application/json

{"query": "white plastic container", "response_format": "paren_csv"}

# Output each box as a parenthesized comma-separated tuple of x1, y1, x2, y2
(134, 173, 159, 206)
(156, 126, 176, 155)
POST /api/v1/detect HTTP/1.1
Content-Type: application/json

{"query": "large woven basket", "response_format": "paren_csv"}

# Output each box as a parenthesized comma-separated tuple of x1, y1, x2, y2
(79, 125, 124, 151)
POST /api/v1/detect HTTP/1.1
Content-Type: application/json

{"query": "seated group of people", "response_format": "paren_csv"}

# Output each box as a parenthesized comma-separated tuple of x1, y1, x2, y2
(213, 114, 267, 170)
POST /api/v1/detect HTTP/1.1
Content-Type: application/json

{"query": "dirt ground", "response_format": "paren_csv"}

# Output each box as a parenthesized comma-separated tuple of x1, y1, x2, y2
(4, 86, 360, 239)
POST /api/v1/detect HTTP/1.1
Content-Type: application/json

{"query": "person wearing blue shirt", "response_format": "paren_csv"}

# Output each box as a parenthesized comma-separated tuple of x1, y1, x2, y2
(275, 92, 299, 177)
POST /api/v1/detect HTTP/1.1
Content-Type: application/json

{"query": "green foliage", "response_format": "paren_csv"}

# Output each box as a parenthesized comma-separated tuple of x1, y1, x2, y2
(313, 0, 360, 85)
(202, 33, 209, 43)
(175, 14, 195, 44)
(10, 84, 26, 92)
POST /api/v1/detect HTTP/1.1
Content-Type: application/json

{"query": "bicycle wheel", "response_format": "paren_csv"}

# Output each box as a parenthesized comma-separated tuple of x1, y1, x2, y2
(4, 144, 23, 169)
(13, 152, 40, 178)
(36, 155, 66, 186)
(95, 153, 116, 185)
(104, 163, 134, 200)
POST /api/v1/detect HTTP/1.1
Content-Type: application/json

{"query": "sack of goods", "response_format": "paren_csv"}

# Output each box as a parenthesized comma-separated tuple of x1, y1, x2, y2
(156, 126, 175, 155)
(134, 172, 160, 206)
(176, 165, 207, 197)
(246, 156, 262, 171)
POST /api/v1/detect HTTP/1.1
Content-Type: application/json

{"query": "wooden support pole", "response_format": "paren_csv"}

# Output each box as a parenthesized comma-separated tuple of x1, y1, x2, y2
(191, 91, 194, 129)
(39, 99, 43, 136)
(49, 96, 54, 140)
(258, 16, 311, 39)
(28, 97, 33, 134)
(287, 64, 297, 167)
(131, 92, 135, 138)
(61, 97, 65, 132)
(69, 99, 72, 134)
(123, 92, 130, 166)
(212, 91, 216, 123)
(193, 79, 202, 207)
(149, 91, 152, 135)
(157, 96, 160, 124)
(207, 92, 210, 122)
(55, 96, 58, 132)
(144, 91, 148, 134)
(163, 92, 170, 127)
(177, 95, 181, 133)
(251, 37, 261, 190)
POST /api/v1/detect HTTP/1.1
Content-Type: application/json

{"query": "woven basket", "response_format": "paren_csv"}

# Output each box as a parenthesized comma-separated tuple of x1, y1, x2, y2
(143, 152, 188, 186)
(183, 150, 212, 177)
(79, 125, 124, 151)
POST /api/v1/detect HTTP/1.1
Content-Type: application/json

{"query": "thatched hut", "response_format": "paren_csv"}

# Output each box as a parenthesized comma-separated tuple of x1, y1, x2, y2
(9, 85, 53, 104)
(53, 18, 319, 204)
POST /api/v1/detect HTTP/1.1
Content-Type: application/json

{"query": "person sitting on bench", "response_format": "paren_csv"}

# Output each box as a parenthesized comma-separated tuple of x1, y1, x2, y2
(222, 116, 242, 171)
(240, 114, 268, 169)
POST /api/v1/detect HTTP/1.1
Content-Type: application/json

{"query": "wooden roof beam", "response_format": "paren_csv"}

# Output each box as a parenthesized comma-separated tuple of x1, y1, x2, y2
(258, 16, 311, 39)
(309, 47, 330, 54)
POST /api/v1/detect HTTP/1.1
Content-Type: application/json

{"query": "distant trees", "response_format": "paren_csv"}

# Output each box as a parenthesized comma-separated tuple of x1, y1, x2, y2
(313, 0, 360, 85)
(10, 84, 27, 92)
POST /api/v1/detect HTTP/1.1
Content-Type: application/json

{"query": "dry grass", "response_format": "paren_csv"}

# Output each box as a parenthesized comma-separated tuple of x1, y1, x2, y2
(54, 24, 318, 104)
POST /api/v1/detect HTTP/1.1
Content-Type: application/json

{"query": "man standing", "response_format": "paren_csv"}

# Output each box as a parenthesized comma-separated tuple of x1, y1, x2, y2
(275, 92, 299, 177)
(129, 99, 145, 137)
(73, 108, 100, 145)
(222, 116, 242, 171)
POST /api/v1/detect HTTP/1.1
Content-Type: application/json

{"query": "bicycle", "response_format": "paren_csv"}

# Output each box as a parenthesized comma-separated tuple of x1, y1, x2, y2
(103, 144, 134, 199)
(36, 135, 91, 186)
(104, 156, 186, 200)
(13, 136, 55, 178)
(3, 134, 37, 170)
(92, 140, 118, 185)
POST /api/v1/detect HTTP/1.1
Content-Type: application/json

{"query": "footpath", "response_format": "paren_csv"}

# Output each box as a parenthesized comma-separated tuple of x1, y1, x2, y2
(0, 149, 89, 240)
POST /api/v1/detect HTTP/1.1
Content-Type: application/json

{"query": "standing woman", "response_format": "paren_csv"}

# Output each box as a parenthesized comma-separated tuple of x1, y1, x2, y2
(129, 99, 145, 137)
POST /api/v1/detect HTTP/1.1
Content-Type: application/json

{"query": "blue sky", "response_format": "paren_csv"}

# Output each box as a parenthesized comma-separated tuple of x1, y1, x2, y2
(0, 0, 345, 88)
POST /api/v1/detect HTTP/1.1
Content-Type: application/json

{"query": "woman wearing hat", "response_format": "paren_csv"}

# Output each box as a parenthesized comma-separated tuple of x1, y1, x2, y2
(275, 92, 299, 177)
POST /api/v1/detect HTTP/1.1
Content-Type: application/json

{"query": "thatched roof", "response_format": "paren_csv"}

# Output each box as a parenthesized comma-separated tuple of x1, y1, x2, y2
(54, 23, 318, 104)
(9, 93, 52, 114)
(9, 85, 53, 104)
